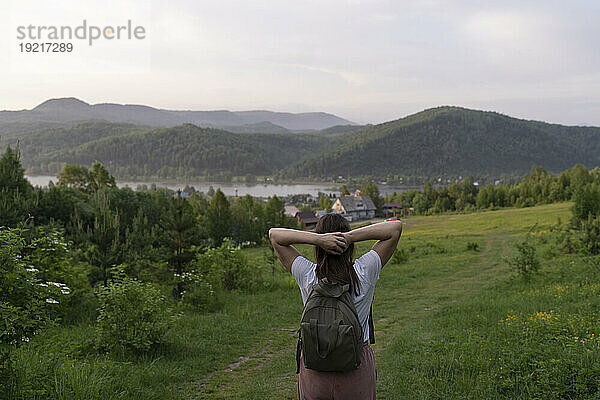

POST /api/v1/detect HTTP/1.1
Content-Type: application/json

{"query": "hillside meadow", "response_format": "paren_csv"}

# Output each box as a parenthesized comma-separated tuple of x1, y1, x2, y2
(9, 202, 600, 399)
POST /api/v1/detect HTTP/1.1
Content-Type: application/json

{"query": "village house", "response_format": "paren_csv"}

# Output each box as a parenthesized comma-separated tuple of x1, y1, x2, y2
(284, 205, 300, 217)
(331, 191, 376, 222)
(382, 202, 412, 217)
(382, 202, 402, 217)
(296, 211, 320, 230)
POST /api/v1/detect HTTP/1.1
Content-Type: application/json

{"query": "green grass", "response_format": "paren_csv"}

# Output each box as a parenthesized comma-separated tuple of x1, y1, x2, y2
(13, 202, 600, 399)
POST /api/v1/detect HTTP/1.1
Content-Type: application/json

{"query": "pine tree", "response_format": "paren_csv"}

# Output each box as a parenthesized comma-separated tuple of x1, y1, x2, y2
(206, 189, 231, 246)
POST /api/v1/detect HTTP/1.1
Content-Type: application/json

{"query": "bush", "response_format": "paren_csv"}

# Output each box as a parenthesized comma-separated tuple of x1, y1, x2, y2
(571, 184, 600, 224)
(193, 239, 261, 292)
(391, 248, 410, 264)
(580, 216, 600, 255)
(421, 241, 447, 255)
(95, 274, 178, 352)
(0, 227, 67, 346)
(466, 241, 480, 252)
(506, 238, 541, 279)
(23, 226, 93, 321)
(176, 270, 222, 312)
(1, 227, 69, 399)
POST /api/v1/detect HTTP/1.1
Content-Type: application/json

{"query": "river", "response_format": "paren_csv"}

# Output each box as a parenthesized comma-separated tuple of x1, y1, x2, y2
(25, 175, 416, 197)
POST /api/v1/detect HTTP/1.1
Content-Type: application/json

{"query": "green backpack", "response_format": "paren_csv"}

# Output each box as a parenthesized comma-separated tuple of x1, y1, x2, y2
(296, 278, 372, 373)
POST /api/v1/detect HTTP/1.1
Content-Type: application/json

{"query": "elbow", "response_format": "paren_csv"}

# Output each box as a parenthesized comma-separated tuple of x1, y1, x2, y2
(268, 228, 278, 243)
(391, 220, 403, 237)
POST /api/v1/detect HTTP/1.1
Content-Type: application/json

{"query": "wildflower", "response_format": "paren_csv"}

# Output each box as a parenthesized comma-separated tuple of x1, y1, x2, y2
(46, 298, 59, 304)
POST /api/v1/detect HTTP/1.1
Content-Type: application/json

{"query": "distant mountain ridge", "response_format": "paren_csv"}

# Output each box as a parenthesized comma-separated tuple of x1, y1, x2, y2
(3, 105, 600, 181)
(0, 97, 355, 132)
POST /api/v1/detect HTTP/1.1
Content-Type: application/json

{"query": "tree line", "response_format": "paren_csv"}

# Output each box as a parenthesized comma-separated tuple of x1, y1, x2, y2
(382, 164, 600, 215)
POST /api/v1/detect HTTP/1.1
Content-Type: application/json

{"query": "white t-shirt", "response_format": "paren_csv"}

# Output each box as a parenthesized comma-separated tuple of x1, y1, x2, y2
(291, 249, 382, 342)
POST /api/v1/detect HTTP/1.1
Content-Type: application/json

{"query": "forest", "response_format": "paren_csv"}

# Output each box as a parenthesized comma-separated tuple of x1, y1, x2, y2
(3, 106, 600, 184)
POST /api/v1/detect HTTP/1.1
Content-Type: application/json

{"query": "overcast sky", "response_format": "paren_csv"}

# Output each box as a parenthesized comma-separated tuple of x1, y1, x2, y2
(1, 0, 599, 125)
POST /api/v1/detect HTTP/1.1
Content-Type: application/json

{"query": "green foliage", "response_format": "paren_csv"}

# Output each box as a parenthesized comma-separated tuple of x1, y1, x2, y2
(0, 146, 35, 226)
(161, 193, 203, 298)
(23, 226, 93, 320)
(57, 161, 116, 193)
(192, 240, 261, 292)
(71, 189, 123, 285)
(263, 195, 287, 235)
(176, 270, 222, 312)
(0, 145, 31, 194)
(0, 227, 67, 347)
(466, 241, 480, 251)
(318, 192, 332, 212)
(360, 181, 382, 211)
(95, 272, 178, 352)
(232, 194, 264, 244)
(580, 216, 600, 255)
(571, 183, 600, 224)
(206, 189, 232, 247)
(391, 248, 409, 264)
(421, 241, 447, 255)
(1, 227, 70, 399)
(506, 238, 541, 279)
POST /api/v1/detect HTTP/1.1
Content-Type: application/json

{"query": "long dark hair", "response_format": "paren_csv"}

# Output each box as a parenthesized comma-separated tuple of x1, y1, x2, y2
(314, 213, 360, 296)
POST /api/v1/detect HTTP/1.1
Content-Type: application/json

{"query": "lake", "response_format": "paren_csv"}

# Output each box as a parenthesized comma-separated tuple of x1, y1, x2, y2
(25, 175, 415, 197)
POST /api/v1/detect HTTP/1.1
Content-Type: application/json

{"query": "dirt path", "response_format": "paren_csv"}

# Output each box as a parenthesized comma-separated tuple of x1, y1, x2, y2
(189, 232, 510, 399)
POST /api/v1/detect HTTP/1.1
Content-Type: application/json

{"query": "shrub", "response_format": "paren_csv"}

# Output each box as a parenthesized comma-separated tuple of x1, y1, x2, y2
(176, 270, 222, 311)
(466, 241, 480, 251)
(580, 215, 600, 255)
(0, 227, 67, 346)
(192, 239, 261, 292)
(23, 226, 93, 321)
(421, 241, 447, 255)
(95, 274, 178, 352)
(1, 227, 68, 398)
(571, 184, 600, 224)
(391, 248, 409, 264)
(506, 238, 541, 279)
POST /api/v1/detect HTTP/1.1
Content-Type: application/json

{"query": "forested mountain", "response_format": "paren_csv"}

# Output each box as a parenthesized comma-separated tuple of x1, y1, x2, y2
(318, 124, 369, 135)
(3, 105, 600, 181)
(0, 97, 354, 131)
(33, 124, 332, 178)
(221, 121, 290, 134)
(285, 107, 600, 178)
(1, 121, 147, 161)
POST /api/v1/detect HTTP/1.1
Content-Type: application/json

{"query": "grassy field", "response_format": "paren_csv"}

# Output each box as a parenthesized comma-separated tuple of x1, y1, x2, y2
(13, 202, 600, 399)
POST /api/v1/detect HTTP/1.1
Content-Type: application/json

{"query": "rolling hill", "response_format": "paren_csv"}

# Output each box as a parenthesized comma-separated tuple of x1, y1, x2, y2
(31, 124, 333, 178)
(284, 106, 600, 178)
(3, 105, 600, 181)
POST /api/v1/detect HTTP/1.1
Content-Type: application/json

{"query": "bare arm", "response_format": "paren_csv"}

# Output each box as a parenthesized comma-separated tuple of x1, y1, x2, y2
(344, 220, 402, 267)
(268, 228, 348, 272)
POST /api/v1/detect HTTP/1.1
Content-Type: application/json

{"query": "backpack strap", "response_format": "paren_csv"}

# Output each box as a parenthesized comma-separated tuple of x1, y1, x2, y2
(296, 329, 302, 374)
(368, 304, 375, 344)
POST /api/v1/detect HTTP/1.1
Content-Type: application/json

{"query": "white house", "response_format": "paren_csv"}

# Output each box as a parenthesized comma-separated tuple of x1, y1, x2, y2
(331, 193, 376, 222)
